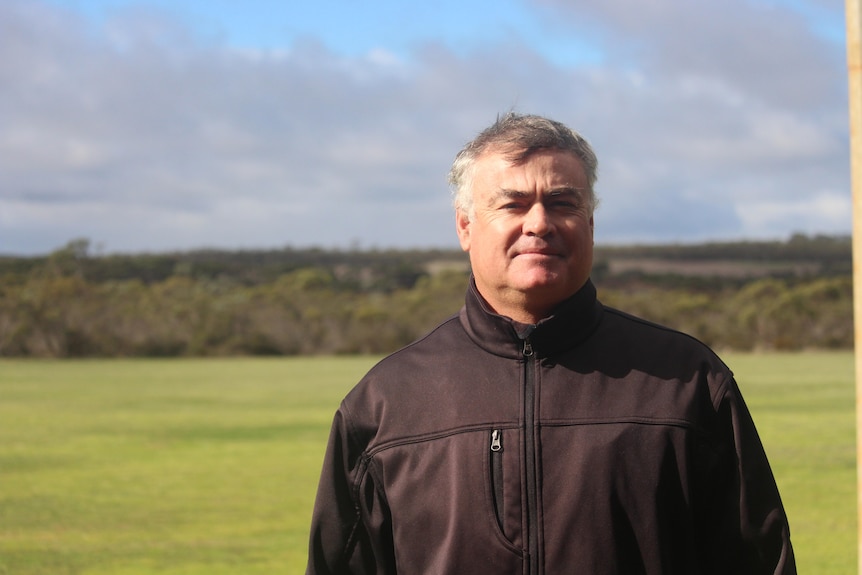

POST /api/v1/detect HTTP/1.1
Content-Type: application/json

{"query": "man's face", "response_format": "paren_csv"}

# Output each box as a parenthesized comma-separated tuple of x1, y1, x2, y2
(456, 148, 594, 323)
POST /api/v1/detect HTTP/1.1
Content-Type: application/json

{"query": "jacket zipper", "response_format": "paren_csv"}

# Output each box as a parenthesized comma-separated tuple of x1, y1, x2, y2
(523, 338, 539, 574)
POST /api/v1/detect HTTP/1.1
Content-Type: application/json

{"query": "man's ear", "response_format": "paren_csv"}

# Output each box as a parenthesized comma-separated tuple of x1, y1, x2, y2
(455, 209, 471, 252)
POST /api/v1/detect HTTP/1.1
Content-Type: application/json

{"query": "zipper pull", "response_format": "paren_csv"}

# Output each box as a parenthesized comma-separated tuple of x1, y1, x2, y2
(523, 338, 534, 357)
(491, 429, 502, 452)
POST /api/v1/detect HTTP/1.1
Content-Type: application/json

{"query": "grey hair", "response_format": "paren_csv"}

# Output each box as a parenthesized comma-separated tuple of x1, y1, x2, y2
(447, 113, 599, 218)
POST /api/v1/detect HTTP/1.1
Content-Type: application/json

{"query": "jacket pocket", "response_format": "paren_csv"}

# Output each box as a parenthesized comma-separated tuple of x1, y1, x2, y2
(490, 429, 505, 531)
(487, 428, 523, 550)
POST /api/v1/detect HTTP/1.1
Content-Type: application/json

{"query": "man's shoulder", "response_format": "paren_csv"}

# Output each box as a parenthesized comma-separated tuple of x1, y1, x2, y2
(588, 304, 736, 411)
(601, 304, 716, 348)
(372, 311, 465, 369)
(596, 304, 731, 376)
(343, 311, 466, 400)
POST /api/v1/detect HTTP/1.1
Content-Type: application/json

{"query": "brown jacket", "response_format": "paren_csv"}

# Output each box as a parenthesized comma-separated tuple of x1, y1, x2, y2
(306, 279, 795, 574)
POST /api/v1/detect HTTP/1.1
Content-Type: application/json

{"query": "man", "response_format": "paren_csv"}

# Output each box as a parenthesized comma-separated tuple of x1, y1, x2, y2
(306, 113, 795, 574)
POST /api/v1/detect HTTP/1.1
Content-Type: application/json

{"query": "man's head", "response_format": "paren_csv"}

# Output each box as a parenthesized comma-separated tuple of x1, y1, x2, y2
(449, 113, 598, 219)
(449, 113, 599, 324)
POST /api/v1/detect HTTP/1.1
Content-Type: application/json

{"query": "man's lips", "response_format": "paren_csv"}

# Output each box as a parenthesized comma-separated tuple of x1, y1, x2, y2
(514, 248, 563, 258)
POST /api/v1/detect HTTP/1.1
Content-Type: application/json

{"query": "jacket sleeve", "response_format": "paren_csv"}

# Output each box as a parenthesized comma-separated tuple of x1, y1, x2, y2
(718, 377, 796, 574)
(306, 407, 395, 575)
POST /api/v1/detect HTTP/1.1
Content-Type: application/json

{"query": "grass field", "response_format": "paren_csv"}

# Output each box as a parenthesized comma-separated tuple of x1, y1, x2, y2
(0, 352, 855, 574)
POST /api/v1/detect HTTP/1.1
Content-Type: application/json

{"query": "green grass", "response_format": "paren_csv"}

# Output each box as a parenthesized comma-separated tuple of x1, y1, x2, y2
(724, 351, 856, 573)
(0, 353, 856, 574)
(0, 357, 377, 575)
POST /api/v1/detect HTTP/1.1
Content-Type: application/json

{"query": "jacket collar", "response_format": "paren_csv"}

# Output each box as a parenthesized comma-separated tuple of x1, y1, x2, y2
(459, 276, 603, 359)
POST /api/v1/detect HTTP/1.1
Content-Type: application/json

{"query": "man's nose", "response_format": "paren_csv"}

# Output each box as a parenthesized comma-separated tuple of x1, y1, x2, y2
(523, 203, 552, 236)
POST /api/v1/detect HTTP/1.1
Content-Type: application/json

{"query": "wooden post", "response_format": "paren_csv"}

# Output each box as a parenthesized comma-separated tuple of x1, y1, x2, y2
(848, 0, 862, 571)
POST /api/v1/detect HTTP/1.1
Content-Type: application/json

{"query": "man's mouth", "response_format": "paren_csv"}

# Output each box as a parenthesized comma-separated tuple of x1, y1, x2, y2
(516, 249, 561, 258)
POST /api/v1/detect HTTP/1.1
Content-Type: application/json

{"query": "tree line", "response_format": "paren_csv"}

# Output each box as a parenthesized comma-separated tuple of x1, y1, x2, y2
(0, 237, 852, 357)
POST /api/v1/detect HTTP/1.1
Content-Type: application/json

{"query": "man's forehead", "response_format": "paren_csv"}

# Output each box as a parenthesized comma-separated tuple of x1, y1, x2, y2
(476, 147, 584, 176)
(479, 145, 578, 162)
(474, 150, 587, 187)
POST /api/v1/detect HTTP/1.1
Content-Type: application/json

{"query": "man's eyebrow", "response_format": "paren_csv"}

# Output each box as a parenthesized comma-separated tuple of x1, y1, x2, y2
(495, 188, 531, 199)
(488, 186, 586, 205)
(546, 186, 584, 196)
(485, 189, 529, 206)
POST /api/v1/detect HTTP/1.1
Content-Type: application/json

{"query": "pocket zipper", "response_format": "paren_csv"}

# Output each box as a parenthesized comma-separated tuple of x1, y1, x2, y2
(491, 429, 502, 452)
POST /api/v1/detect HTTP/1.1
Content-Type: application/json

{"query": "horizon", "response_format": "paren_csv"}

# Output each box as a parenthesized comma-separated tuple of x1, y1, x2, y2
(2, 231, 851, 259)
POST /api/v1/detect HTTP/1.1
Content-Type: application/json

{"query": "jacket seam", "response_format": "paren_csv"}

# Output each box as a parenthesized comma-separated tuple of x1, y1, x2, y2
(602, 305, 715, 347)
(542, 416, 703, 429)
(376, 313, 462, 361)
(712, 374, 733, 411)
(333, 401, 359, 569)
(333, 452, 368, 571)
(366, 422, 522, 457)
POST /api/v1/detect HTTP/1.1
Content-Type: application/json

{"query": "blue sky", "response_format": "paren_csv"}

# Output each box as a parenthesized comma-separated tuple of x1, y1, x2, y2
(47, 0, 603, 65)
(0, 0, 852, 254)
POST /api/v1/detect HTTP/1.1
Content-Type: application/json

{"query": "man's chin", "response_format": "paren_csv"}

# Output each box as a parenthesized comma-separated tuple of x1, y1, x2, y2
(512, 262, 566, 284)
(512, 274, 568, 295)
(512, 268, 587, 298)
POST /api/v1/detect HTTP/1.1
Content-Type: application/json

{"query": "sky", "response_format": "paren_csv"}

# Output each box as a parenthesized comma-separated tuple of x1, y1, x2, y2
(0, 0, 852, 255)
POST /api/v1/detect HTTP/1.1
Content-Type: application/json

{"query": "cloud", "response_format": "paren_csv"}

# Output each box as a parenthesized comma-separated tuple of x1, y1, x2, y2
(0, 0, 851, 254)
(738, 190, 852, 235)
(534, 0, 849, 242)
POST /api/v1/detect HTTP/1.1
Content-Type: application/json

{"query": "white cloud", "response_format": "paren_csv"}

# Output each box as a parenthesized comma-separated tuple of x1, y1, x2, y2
(737, 191, 852, 237)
